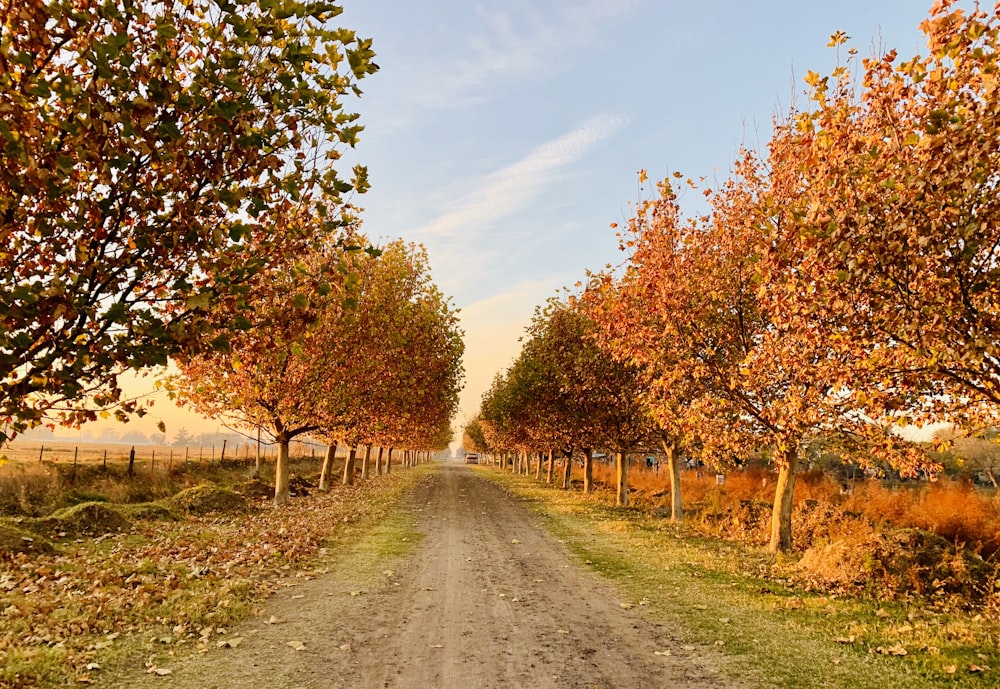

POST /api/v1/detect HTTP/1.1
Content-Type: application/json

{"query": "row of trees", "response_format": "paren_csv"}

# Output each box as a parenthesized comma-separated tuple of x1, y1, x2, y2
(1, 1, 465, 504)
(170, 238, 464, 504)
(467, 0, 1000, 552)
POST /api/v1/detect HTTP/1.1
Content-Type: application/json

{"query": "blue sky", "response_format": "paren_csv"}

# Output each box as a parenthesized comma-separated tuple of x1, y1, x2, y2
(41, 0, 945, 444)
(337, 0, 938, 432)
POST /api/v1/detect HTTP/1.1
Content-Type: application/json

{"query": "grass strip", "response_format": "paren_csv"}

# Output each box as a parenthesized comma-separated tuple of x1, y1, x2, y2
(482, 468, 999, 689)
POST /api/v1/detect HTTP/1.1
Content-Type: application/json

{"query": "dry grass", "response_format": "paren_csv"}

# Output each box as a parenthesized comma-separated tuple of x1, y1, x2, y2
(585, 459, 1000, 558)
(0, 449, 352, 518)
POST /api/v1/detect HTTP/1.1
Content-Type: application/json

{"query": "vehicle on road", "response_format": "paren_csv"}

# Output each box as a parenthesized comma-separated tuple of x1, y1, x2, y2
(464, 453, 479, 464)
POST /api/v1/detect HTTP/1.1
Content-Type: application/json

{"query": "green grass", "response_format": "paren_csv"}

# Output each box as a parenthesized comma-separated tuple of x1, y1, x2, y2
(482, 468, 1000, 689)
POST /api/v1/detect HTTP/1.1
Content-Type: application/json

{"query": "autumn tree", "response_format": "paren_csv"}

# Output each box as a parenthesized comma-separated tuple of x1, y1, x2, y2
(764, 2, 1000, 437)
(584, 272, 697, 522)
(481, 297, 648, 501)
(604, 159, 929, 551)
(172, 216, 361, 505)
(463, 416, 490, 457)
(533, 299, 649, 501)
(0, 0, 377, 442)
(311, 240, 463, 487)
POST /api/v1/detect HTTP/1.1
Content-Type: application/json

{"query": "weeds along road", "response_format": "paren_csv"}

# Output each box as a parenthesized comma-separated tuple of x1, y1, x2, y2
(113, 463, 741, 689)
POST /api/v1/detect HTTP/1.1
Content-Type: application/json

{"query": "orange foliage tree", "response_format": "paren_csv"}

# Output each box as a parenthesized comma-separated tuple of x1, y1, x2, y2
(480, 298, 648, 503)
(311, 240, 463, 486)
(764, 2, 1000, 437)
(171, 213, 363, 505)
(600, 158, 931, 551)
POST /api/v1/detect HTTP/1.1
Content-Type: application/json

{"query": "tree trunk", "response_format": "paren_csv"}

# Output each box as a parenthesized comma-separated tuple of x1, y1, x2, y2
(343, 446, 357, 486)
(660, 437, 683, 523)
(615, 451, 627, 507)
(362, 445, 372, 480)
(252, 427, 262, 479)
(769, 447, 798, 553)
(535, 451, 543, 480)
(274, 438, 291, 506)
(386, 447, 393, 474)
(582, 448, 594, 494)
(318, 442, 337, 492)
(376, 447, 384, 475)
(561, 449, 572, 490)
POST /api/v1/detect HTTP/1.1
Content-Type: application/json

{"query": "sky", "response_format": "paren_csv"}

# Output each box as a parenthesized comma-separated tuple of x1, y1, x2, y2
(49, 0, 945, 445)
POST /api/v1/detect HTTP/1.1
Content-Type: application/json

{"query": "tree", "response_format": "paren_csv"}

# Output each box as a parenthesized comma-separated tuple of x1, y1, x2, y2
(585, 273, 696, 522)
(0, 0, 377, 443)
(481, 297, 648, 503)
(463, 416, 490, 456)
(172, 219, 359, 505)
(310, 240, 463, 486)
(604, 161, 927, 551)
(765, 3, 1000, 435)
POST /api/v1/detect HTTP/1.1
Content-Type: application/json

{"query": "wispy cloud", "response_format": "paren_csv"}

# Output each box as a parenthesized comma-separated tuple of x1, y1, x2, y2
(413, 113, 626, 239)
(403, 0, 645, 110)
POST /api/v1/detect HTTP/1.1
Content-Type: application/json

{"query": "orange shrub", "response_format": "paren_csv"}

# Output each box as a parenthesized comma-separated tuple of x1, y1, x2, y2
(582, 459, 1000, 557)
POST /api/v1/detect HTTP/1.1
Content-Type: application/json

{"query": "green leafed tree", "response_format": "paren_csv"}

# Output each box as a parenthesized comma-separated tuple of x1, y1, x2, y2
(0, 0, 377, 442)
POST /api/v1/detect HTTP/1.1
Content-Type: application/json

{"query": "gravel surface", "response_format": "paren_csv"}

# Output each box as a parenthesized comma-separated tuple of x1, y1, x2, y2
(111, 463, 743, 689)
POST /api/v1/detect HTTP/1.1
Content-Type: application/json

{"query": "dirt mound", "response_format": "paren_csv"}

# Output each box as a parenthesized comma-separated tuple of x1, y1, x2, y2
(34, 501, 132, 536)
(169, 484, 249, 515)
(0, 522, 55, 554)
(118, 502, 180, 522)
(289, 474, 314, 497)
(690, 496, 771, 544)
(797, 527, 993, 600)
(236, 478, 274, 501)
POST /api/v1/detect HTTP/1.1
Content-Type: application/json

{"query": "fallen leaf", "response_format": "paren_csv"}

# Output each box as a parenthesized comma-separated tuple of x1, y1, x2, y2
(835, 636, 856, 644)
(944, 665, 957, 674)
(681, 645, 696, 651)
(714, 640, 725, 646)
(217, 637, 243, 649)
(339, 643, 352, 652)
(875, 608, 890, 618)
(511, 539, 521, 544)
(557, 630, 569, 634)
(264, 615, 283, 625)
(654, 650, 672, 656)
(620, 602, 634, 610)
(287, 640, 306, 651)
(146, 667, 172, 676)
(969, 665, 988, 673)
(430, 644, 444, 649)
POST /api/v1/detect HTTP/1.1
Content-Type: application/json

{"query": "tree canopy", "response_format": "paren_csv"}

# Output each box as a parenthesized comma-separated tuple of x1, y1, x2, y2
(0, 0, 377, 442)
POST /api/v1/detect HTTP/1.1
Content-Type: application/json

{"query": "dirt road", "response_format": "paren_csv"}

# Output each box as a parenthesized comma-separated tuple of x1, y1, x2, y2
(113, 463, 741, 689)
